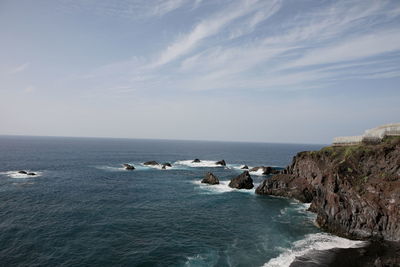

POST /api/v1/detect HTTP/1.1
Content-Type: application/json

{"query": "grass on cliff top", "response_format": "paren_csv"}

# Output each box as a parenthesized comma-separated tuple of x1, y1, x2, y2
(309, 136, 400, 161)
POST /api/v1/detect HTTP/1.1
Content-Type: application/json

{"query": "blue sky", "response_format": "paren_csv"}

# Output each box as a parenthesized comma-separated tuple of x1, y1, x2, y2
(1, 0, 399, 144)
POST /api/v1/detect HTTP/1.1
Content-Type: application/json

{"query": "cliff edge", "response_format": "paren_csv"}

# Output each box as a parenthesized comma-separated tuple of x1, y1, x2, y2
(256, 137, 400, 241)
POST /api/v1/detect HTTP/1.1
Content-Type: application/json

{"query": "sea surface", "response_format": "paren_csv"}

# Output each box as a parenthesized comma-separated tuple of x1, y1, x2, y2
(0, 136, 363, 266)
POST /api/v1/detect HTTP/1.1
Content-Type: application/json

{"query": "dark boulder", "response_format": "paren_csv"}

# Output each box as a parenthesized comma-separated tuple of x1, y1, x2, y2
(192, 159, 201, 163)
(215, 160, 226, 166)
(123, 164, 135, 170)
(143, 161, 159, 166)
(161, 163, 172, 169)
(241, 165, 249, 169)
(201, 172, 219, 185)
(229, 171, 254, 189)
(18, 170, 27, 174)
(27, 172, 36, 176)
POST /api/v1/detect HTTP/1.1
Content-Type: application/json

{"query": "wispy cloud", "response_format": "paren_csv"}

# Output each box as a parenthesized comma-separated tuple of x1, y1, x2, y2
(8, 62, 30, 75)
(71, 0, 400, 93)
(150, 0, 281, 68)
(151, 0, 187, 16)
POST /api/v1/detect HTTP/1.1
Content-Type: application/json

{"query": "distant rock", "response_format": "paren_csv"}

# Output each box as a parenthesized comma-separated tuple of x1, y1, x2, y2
(192, 159, 201, 163)
(18, 170, 27, 174)
(201, 172, 219, 185)
(215, 160, 226, 166)
(123, 164, 135, 170)
(27, 172, 36, 176)
(161, 163, 172, 169)
(241, 165, 249, 170)
(143, 161, 159, 166)
(229, 171, 254, 189)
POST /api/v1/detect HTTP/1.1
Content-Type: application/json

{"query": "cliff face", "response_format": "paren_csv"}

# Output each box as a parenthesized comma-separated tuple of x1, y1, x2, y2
(256, 137, 400, 241)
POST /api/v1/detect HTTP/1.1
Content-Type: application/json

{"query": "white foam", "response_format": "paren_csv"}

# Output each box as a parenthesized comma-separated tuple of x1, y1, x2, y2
(95, 166, 126, 172)
(175, 160, 225, 168)
(193, 180, 255, 194)
(2, 171, 42, 179)
(263, 233, 366, 267)
(249, 168, 266, 176)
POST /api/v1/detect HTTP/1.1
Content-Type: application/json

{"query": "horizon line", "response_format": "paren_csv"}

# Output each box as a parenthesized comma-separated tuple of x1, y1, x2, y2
(0, 134, 328, 146)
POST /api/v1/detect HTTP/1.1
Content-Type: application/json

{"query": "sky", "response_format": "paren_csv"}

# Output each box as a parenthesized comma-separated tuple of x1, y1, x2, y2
(0, 0, 399, 144)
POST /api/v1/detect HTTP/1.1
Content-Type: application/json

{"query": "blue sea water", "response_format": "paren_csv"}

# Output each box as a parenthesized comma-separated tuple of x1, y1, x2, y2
(0, 136, 355, 266)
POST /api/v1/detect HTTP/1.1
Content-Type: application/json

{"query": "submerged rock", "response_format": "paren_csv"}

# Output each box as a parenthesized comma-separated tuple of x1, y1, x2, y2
(229, 171, 254, 189)
(201, 172, 219, 185)
(215, 160, 226, 166)
(123, 164, 135, 170)
(192, 159, 201, 163)
(143, 161, 159, 166)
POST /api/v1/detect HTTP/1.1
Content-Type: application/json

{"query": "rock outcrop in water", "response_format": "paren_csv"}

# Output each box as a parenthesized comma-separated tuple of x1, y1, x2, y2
(215, 160, 226, 166)
(192, 159, 201, 163)
(143, 161, 159, 166)
(18, 170, 36, 175)
(241, 165, 249, 170)
(201, 172, 219, 185)
(229, 171, 254, 189)
(123, 164, 135, 170)
(161, 163, 172, 169)
(256, 137, 400, 241)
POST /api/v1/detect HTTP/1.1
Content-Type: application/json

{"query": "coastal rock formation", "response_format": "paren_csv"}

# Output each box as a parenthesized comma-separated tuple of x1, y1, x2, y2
(18, 170, 27, 174)
(123, 164, 135, 170)
(143, 161, 159, 166)
(215, 160, 226, 166)
(161, 163, 172, 169)
(241, 165, 249, 170)
(192, 159, 201, 163)
(256, 137, 400, 241)
(201, 172, 219, 185)
(229, 171, 254, 189)
(27, 172, 36, 176)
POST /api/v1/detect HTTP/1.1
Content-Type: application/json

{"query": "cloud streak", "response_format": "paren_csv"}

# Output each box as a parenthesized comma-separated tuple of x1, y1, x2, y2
(71, 0, 400, 93)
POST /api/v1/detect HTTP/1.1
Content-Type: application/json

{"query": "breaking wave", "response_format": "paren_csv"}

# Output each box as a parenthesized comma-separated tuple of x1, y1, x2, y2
(1, 171, 42, 179)
(263, 233, 366, 267)
(175, 160, 225, 168)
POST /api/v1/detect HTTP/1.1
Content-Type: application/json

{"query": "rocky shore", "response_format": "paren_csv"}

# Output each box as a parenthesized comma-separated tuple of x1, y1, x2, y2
(256, 137, 400, 265)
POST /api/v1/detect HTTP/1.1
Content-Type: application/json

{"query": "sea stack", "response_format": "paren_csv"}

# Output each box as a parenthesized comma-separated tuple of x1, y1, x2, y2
(201, 172, 219, 185)
(215, 160, 226, 166)
(229, 171, 254, 189)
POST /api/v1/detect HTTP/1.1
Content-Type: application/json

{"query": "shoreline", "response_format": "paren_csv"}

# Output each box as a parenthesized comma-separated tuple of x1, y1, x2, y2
(290, 240, 400, 267)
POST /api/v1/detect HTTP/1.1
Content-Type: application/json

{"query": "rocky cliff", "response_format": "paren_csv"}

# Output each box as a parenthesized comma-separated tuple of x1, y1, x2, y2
(256, 137, 400, 241)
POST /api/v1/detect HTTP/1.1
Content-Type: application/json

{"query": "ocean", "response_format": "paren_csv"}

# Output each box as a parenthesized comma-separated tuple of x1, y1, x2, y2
(0, 136, 363, 266)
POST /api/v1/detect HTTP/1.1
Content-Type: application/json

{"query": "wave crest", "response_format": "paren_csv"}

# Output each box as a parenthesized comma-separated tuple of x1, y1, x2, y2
(263, 233, 365, 267)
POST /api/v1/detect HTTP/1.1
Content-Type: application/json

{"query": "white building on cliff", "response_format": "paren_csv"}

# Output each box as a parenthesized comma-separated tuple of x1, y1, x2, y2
(333, 123, 400, 146)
